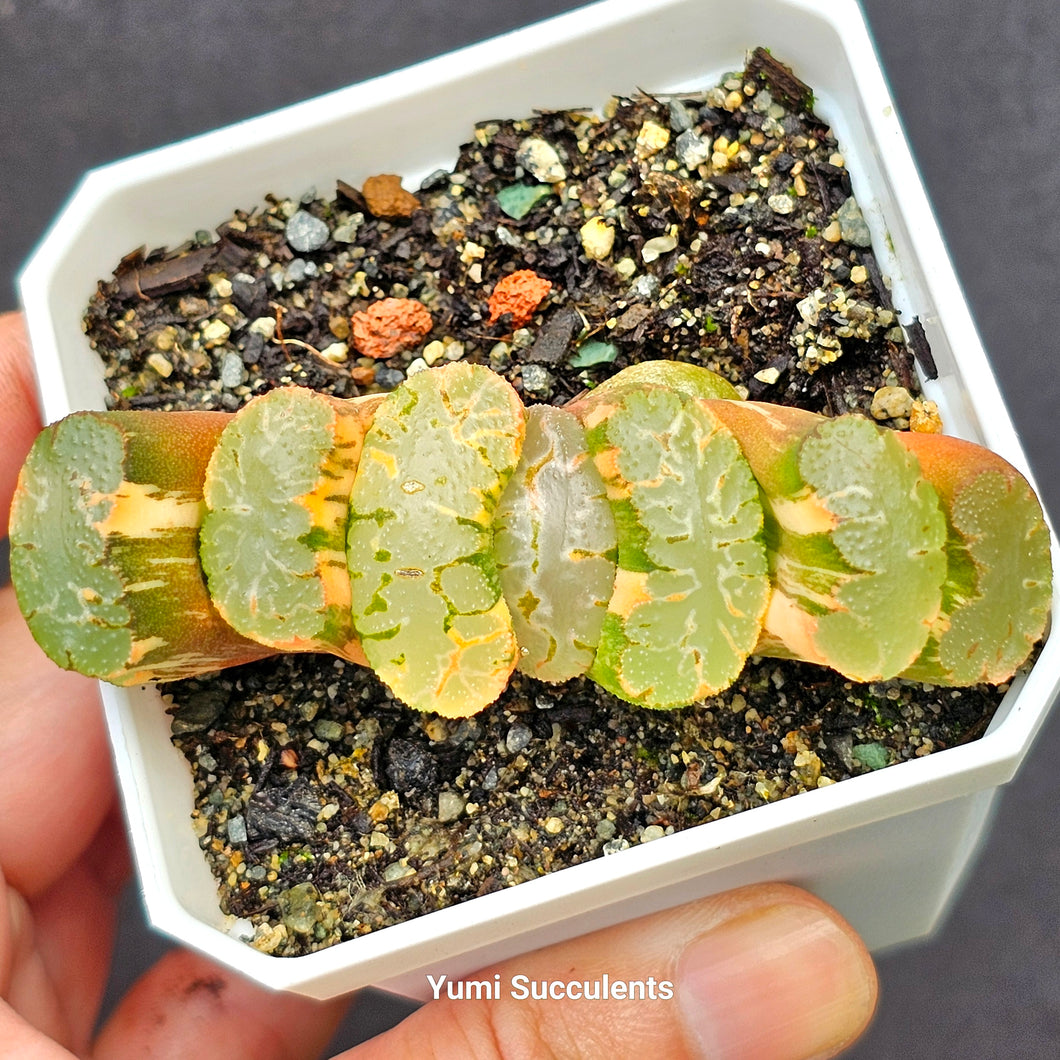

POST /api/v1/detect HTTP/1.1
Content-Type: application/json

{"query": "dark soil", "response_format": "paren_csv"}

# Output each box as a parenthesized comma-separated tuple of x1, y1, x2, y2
(84, 50, 1005, 956)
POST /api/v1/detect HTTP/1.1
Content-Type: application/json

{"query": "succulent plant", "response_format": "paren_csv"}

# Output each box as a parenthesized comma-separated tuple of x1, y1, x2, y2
(199, 386, 382, 666)
(8, 409, 273, 684)
(8, 361, 1052, 716)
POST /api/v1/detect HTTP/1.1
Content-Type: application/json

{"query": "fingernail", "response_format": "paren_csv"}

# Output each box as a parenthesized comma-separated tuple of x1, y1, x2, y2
(677, 901, 877, 1060)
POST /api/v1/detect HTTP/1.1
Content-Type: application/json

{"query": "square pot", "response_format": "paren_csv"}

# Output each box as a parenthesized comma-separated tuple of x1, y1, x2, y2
(17, 0, 1060, 1000)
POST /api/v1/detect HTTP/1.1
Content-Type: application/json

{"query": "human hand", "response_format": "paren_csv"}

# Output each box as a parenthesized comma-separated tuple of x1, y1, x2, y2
(0, 310, 877, 1058)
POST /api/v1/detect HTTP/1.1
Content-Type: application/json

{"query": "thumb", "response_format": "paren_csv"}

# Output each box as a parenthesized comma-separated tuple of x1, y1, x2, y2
(342, 883, 876, 1060)
(0, 312, 43, 524)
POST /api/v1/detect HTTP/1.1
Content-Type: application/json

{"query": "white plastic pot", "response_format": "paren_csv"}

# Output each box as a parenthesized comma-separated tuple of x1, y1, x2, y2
(18, 0, 1060, 1001)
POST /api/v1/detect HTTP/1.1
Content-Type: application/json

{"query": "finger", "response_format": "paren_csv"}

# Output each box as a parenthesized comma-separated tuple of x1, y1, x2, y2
(92, 949, 347, 1060)
(0, 871, 72, 1051)
(1, 846, 124, 1056)
(0, 586, 115, 897)
(0, 1001, 72, 1060)
(20, 809, 130, 1054)
(342, 883, 877, 1060)
(0, 311, 43, 522)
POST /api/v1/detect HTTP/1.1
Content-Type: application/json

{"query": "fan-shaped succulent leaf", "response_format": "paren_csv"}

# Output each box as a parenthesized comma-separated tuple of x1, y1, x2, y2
(897, 433, 1052, 684)
(577, 387, 770, 708)
(593, 360, 741, 401)
(347, 363, 524, 716)
(494, 404, 617, 682)
(9, 410, 273, 683)
(797, 416, 947, 680)
(200, 387, 379, 662)
(708, 402, 949, 679)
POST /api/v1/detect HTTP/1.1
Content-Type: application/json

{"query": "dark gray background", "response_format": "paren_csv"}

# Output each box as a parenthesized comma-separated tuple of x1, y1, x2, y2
(2, 1, 1058, 1055)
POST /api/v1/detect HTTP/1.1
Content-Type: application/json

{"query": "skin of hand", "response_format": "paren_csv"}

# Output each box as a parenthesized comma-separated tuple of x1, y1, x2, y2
(0, 310, 877, 1059)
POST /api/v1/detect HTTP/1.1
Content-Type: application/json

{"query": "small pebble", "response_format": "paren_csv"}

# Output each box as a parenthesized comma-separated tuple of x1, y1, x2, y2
(280, 882, 322, 935)
(422, 339, 446, 366)
(487, 270, 552, 328)
(201, 319, 231, 348)
(240, 331, 264, 364)
(520, 363, 553, 398)
(169, 689, 228, 734)
(227, 918, 255, 942)
(385, 738, 438, 793)
(489, 341, 512, 370)
(362, 174, 420, 220)
(667, 98, 694, 133)
(629, 274, 659, 301)
(910, 399, 943, 433)
(146, 352, 174, 378)
(248, 316, 277, 339)
(635, 120, 670, 159)
(870, 385, 913, 420)
(641, 825, 666, 842)
(226, 815, 248, 844)
(419, 168, 450, 191)
(284, 259, 308, 285)
(595, 819, 616, 840)
(219, 351, 244, 389)
(836, 196, 872, 246)
(350, 298, 433, 360)
(313, 719, 344, 742)
(853, 742, 890, 771)
(579, 216, 615, 261)
(505, 722, 533, 754)
(208, 274, 233, 299)
(150, 325, 179, 352)
(285, 210, 330, 253)
(641, 235, 677, 263)
(516, 137, 566, 183)
(319, 341, 348, 364)
(438, 790, 466, 823)
(230, 276, 268, 317)
(511, 327, 535, 350)
(331, 221, 360, 243)
(675, 129, 710, 169)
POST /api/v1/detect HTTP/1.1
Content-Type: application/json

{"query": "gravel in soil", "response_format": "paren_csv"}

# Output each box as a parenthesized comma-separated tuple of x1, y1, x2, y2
(85, 50, 1004, 956)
